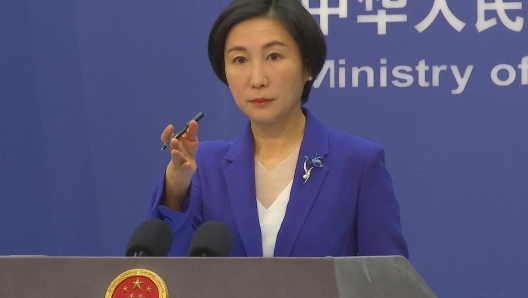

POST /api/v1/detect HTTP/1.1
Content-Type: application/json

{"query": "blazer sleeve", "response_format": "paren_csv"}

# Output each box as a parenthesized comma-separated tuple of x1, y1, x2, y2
(148, 170, 204, 256)
(356, 143, 409, 258)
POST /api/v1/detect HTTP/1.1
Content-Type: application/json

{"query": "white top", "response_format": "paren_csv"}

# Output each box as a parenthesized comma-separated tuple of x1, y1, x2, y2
(255, 146, 300, 257)
(257, 180, 293, 257)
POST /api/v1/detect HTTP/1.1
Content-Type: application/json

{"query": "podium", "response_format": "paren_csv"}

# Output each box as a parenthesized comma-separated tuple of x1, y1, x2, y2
(0, 256, 435, 297)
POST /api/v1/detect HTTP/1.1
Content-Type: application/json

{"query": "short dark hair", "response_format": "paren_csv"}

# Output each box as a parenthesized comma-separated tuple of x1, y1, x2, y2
(208, 0, 327, 104)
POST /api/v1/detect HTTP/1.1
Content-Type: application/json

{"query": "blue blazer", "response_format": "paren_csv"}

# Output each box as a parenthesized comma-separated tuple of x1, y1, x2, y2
(150, 109, 408, 258)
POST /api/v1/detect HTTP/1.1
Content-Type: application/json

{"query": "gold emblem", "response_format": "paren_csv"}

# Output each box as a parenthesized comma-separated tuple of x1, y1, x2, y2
(106, 269, 168, 298)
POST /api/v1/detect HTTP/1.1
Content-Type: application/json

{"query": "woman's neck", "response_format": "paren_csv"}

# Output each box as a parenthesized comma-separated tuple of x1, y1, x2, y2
(252, 108, 306, 170)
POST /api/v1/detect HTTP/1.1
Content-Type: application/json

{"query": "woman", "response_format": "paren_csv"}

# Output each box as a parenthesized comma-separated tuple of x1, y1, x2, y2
(150, 0, 408, 258)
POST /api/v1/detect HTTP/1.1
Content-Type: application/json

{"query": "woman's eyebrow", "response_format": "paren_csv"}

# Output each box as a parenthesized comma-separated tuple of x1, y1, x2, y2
(226, 40, 288, 54)
(226, 46, 247, 54)
(262, 40, 287, 49)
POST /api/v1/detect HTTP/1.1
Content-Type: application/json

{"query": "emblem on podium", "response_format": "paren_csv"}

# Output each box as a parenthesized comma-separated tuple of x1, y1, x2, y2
(106, 269, 168, 298)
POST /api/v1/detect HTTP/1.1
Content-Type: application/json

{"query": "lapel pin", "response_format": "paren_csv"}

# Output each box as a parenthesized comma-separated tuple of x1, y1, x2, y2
(302, 151, 324, 184)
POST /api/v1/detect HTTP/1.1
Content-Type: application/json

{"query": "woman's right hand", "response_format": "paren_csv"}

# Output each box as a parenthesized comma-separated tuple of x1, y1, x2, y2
(161, 120, 199, 211)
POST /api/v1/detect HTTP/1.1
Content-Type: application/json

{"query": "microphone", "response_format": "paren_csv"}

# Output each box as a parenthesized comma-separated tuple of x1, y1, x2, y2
(188, 221, 233, 257)
(126, 219, 174, 257)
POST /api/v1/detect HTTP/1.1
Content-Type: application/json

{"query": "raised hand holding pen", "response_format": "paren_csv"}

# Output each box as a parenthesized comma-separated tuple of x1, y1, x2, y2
(160, 114, 201, 211)
(161, 112, 204, 150)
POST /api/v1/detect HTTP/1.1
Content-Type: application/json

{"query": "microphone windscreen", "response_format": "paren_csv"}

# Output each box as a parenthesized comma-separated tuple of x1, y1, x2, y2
(126, 219, 174, 257)
(188, 221, 233, 257)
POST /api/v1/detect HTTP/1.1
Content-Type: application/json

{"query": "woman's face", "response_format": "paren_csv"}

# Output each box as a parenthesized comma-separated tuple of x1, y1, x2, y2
(224, 18, 310, 126)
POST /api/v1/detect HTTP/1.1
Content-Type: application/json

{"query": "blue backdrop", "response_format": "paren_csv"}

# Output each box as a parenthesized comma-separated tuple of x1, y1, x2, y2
(1, 1, 527, 297)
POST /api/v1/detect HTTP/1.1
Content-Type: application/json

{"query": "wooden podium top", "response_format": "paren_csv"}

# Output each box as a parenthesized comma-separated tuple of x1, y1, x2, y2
(0, 256, 435, 297)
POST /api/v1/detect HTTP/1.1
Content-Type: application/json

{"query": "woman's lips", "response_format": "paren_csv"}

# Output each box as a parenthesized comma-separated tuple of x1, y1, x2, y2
(250, 98, 272, 107)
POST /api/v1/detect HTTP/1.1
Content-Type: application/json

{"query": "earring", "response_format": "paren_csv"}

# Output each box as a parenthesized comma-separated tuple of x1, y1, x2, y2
(308, 76, 313, 81)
